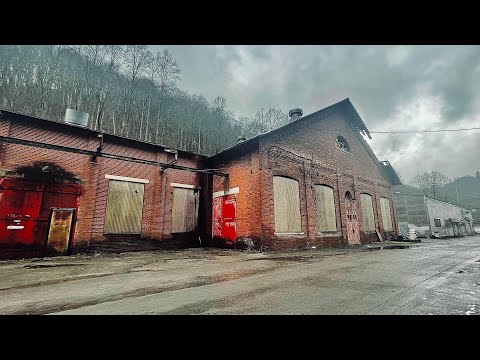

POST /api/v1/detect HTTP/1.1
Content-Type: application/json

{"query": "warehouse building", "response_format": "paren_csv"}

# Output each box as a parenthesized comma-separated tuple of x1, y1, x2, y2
(0, 98, 402, 258)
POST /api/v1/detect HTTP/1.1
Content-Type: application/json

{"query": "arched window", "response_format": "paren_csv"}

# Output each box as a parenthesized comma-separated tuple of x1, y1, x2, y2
(273, 176, 302, 233)
(335, 136, 350, 153)
(315, 185, 337, 232)
(360, 193, 375, 232)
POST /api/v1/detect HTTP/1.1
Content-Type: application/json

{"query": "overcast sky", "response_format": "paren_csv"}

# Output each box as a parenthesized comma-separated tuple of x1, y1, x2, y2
(150, 45, 480, 183)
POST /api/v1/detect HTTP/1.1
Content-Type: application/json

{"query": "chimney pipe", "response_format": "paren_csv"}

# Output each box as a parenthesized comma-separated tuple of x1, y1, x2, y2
(289, 108, 303, 122)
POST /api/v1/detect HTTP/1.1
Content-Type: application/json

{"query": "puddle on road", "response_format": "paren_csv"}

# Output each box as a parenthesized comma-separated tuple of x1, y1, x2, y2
(23, 263, 87, 269)
(365, 245, 411, 251)
(247, 255, 314, 262)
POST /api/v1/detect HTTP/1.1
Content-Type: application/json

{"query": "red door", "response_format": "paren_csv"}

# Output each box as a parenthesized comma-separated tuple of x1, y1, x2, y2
(345, 192, 360, 245)
(0, 179, 44, 257)
(0, 178, 81, 259)
(212, 194, 237, 243)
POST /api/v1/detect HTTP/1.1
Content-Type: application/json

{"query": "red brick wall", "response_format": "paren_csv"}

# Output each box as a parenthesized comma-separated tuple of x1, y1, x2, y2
(1, 107, 398, 254)
(0, 117, 11, 168)
(208, 109, 398, 250)
(212, 153, 255, 239)
(0, 115, 203, 252)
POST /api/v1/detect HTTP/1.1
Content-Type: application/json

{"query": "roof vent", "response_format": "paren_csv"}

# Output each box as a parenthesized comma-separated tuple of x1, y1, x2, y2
(289, 108, 303, 121)
(65, 108, 89, 127)
(237, 135, 247, 143)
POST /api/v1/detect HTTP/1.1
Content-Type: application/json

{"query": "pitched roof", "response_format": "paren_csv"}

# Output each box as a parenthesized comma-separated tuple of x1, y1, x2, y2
(207, 98, 371, 161)
(0, 107, 205, 159)
(379, 160, 403, 185)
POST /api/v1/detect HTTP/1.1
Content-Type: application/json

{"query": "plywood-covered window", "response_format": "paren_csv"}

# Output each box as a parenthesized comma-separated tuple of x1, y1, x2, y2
(104, 180, 145, 234)
(273, 176, 302, 233)
(315, 185, 337, 232)
(172, 187, 199, 233)
(360, 193, 375, 232)
(380, 197, 393, 231)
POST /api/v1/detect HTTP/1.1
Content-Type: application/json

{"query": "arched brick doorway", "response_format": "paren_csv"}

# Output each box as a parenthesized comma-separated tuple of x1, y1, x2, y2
(344, 191, 360, 245)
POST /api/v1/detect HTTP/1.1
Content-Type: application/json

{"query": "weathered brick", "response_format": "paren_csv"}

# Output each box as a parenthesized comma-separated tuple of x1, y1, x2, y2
(207, 109, 398, 250)
(0, 113, 203, 253)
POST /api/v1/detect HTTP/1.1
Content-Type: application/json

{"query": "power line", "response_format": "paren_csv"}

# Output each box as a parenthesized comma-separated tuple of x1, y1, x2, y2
(370, 127, 480, 134)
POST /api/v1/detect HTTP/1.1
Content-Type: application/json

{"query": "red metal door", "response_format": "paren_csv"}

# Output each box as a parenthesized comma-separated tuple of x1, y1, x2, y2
(212, 194, 237, 243)
(0, 177, 81, 259)
(221, 194, 236, 242)
(345, 194, 360, 245)
(0, 179, 44, 257)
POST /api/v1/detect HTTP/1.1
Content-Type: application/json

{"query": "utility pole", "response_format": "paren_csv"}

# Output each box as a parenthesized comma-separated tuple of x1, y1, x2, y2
(456, 187, 459, 203)
(432, 183, 436, 199)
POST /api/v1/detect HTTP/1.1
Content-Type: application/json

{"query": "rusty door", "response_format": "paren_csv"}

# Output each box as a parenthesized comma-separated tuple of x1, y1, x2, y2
(212, 194, 237, 243)
(45, 208, 75, 256)
(212, 196, 223, 238)
(345, 192, 360, 245)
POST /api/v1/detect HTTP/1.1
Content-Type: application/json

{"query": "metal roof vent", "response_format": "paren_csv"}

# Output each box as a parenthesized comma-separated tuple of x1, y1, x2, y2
(237, 135, 247, 143)
(65, 108, 89, 127)
(289, 108, 303, 121)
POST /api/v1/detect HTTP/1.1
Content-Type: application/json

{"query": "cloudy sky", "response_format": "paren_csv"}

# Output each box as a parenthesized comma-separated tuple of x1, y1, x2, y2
(150, 45, 480, 183)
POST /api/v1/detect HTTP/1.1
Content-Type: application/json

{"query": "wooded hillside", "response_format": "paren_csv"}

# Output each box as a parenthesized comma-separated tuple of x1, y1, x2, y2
(0, 45, 289, 155)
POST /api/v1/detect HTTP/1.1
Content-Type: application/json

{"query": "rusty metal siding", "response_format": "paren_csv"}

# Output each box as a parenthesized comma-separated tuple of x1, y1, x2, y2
(380, 197, 393, 231)
(104, 180, 145, 234)
(360, 193, 375, 232)
(315, 185, 337, 232)
(273, 176, 301, 233)
(172, 188, 198, 233)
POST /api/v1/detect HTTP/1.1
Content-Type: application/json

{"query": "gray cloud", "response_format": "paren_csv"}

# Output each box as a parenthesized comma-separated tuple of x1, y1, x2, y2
(150, 45, 480, 181)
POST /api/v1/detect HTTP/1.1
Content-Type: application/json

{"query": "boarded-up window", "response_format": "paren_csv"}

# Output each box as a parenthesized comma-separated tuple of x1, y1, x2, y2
(172, 187, 199, 233)
(315, 185, 337, 232)
(104, 180, 145, 234)
(273, 176, 302, 233)
(360, 193, 375, 232)
(380, 197, 393, 231)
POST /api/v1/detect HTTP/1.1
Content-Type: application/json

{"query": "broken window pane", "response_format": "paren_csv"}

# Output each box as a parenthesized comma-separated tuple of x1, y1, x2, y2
(335, 136, 351, 153)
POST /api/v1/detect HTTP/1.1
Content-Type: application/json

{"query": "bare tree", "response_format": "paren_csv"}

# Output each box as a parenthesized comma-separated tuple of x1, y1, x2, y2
(410, 171, 451, 199)
(0, 45, 298, 157)
(154, 49, 181, 143)
(121, 45, 150, 136)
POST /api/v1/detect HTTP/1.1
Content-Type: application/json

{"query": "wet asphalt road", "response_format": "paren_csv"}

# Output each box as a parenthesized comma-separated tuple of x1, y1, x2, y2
(1, 236, 479, 315)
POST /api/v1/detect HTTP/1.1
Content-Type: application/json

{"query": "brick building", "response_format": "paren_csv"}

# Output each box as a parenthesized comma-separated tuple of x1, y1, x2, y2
(205, 99, 402, 250)
(0, 98, 402, 258)
(0, 108, 215, 259)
